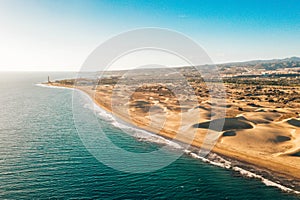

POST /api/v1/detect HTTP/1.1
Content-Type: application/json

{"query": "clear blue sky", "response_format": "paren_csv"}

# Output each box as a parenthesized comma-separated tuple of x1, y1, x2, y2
(0, 0, 299, 71)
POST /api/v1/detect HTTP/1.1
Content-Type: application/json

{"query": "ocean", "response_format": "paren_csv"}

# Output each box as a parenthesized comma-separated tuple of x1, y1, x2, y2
(0, 72, 299, 199)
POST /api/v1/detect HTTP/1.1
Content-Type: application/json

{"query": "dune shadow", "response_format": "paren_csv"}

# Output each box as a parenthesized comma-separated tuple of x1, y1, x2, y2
(290, 151, 300, 157)
(287, 119, 300, 127)
(247, 103, 262, 108)
(194, 105, 211, 111)
(274, 136, 291, 143)
(193, 117, 253, 131)
(222, 131, 236, 137)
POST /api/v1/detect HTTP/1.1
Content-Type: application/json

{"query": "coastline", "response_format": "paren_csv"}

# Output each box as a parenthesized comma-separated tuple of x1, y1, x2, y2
(42, 82, 300, 194)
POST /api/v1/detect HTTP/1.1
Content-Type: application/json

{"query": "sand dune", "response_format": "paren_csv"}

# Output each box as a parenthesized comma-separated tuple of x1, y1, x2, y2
(241, 111, 282, 124)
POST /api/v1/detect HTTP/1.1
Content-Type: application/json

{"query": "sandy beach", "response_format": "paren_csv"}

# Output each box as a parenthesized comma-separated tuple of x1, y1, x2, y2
(47, 79, 300, 186)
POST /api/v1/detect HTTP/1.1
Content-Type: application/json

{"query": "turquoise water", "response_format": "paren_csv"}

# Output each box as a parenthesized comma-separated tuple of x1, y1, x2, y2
(0, 72, 299, 199)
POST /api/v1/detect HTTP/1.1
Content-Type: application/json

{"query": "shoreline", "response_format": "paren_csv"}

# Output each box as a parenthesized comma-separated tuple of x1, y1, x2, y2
(41, 82, 300, 194)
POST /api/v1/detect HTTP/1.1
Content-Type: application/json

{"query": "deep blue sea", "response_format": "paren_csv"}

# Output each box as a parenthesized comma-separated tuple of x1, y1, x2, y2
(0, 72, 299, 199)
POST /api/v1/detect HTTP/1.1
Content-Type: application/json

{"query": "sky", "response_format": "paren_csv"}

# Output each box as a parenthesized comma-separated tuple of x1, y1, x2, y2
(0, 0, 299, 71)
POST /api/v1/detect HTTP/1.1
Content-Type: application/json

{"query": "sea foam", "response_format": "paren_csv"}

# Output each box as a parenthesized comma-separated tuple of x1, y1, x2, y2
(35, 83, 75, 90)
(185, 150, 300, 194)
(77, 88, 183, 150)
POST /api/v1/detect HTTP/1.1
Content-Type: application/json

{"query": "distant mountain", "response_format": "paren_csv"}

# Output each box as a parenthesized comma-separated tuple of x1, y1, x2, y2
(215, 57, 300, 70)
(282, 56, 300, 62)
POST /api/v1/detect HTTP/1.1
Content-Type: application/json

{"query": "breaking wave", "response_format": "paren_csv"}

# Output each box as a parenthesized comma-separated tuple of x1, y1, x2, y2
(35, 83, 75, 90)
(184, 151, 300, 194)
